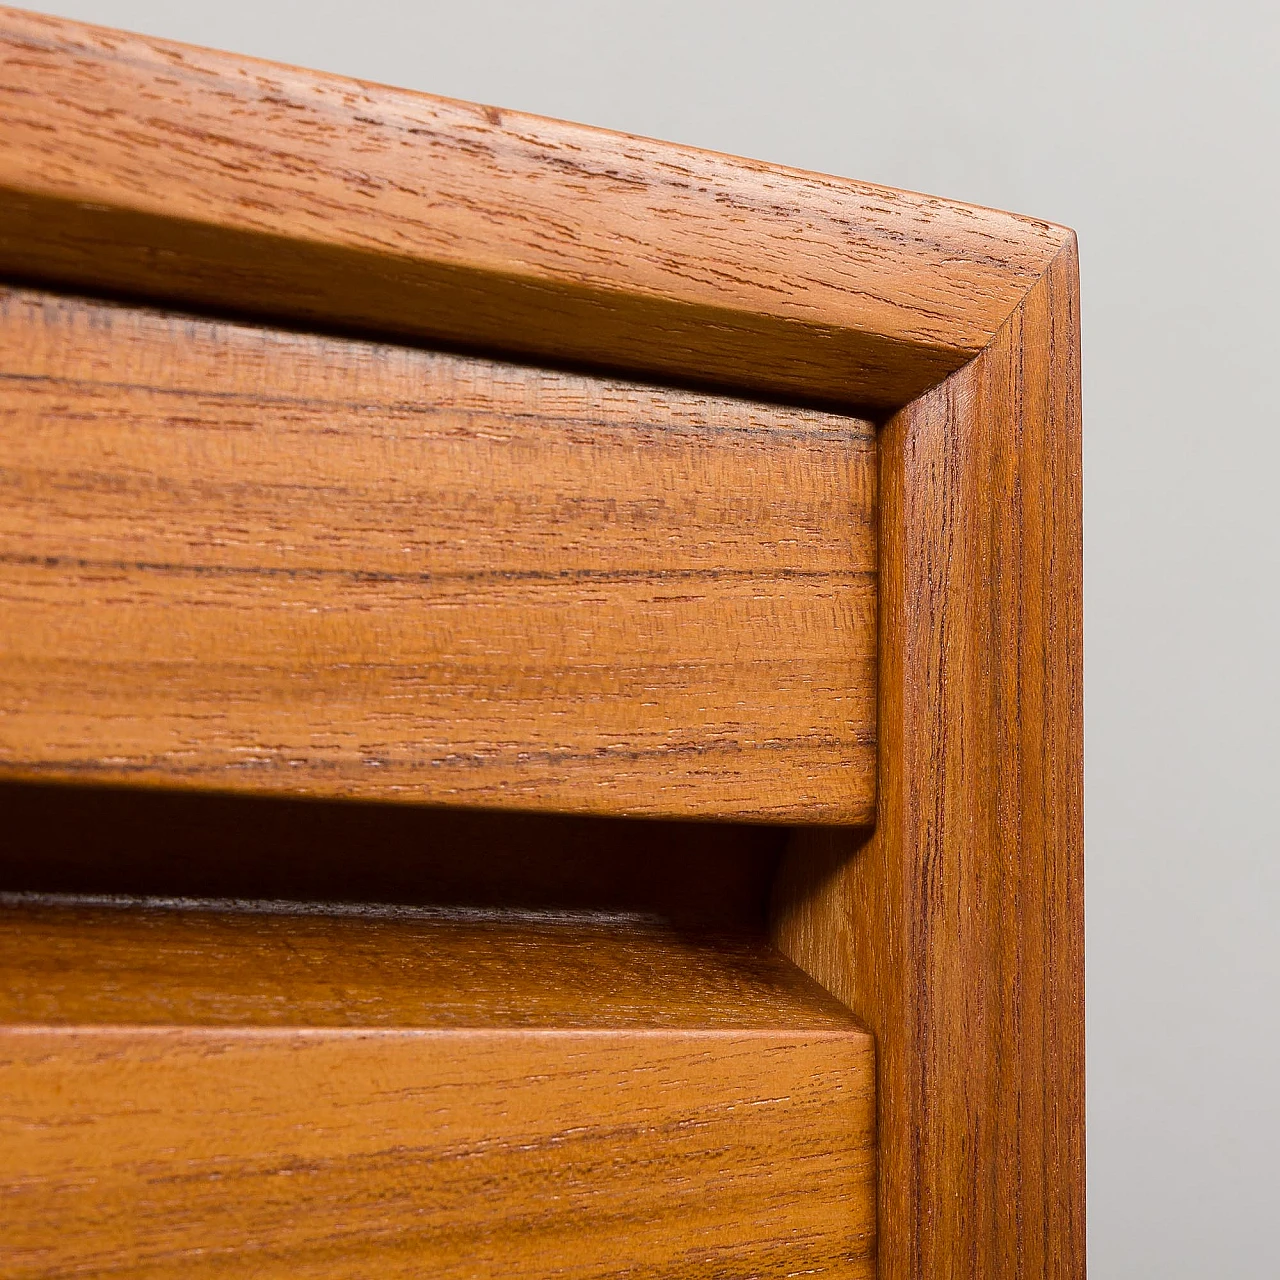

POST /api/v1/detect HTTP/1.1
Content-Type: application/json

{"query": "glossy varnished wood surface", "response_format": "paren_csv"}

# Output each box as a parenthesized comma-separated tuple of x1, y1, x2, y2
(0, 286, 877, 822)
(0, 898, 876, 1278)
(773, 242, 1084, 1279)
(0, 12, 1086, 1275)
(0, 7, 1070, 410)
(3, 1029, 874, 1280)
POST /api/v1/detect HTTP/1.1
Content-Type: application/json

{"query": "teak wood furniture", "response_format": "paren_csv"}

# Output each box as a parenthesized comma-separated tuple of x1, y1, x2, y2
(0, 7, 1083, 1279)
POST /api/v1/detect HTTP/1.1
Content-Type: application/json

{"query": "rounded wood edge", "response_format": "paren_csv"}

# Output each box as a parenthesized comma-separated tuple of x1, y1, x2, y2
(0, 5, 1073, 410)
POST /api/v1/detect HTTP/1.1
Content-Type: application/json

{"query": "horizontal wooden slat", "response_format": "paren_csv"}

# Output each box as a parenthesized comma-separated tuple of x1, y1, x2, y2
(0, 7, 1071, 410)
(0, 286, 876, 822)
(0, 898, 876, 1278)
(3, 1030, 874, 1280)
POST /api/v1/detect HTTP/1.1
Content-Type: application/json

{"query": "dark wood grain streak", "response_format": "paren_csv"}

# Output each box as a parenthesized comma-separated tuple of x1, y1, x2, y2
(772, 241, 1084, 1280)
(0, 286, 877, 822)
(0, 898, 876, 1279)
(2, 1028, 875, 1280)
(0, 11, 1086, 1274)
(0, 7, 1071, 410)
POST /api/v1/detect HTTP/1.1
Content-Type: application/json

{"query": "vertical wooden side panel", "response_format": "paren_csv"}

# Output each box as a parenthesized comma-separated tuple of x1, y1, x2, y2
(772, 242, 1083, 1280)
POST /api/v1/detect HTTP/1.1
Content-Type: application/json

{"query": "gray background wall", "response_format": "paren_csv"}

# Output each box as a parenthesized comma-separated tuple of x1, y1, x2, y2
(22, 2, 1280, 1274)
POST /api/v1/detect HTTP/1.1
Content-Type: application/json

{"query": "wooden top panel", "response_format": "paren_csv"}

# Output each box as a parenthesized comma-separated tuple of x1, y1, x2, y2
(0, 895, 862, 1031)
(0, 286, 876, 822)
(0, 7, 1072, 409)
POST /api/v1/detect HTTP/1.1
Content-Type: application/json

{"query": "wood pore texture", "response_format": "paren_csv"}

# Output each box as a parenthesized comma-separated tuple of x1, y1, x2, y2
(0, 285, 877, 822)
(0, 8, 1085, 1279)
(0, 7, 1068, 411)
(0, 898, 877, 1279)
(772, 243, 1084, 1279)
(0, 897, 858, 1029)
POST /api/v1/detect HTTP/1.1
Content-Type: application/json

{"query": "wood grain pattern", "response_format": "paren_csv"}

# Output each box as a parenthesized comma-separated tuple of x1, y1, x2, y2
(0, 896, 856, 1030)
(772, 241, 1084, 1279)
(0, 898, 876, 1278)
(0, 285, 877, 822)
(0, 7, 1070, 410)
(0, 12, 1086, 1275)
(2, 1029, 874, 1280)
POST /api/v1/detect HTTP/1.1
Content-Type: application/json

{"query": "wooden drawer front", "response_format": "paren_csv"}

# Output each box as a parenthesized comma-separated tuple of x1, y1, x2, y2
(0, 901, 876, 1278)
(3, 1029, 873, 1280)
(0, 286, 876, 823)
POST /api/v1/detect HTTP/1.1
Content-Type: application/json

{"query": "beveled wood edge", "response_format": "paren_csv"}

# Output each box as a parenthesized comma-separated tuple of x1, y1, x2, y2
(0, 5, 1072, 412)
(772, 240, 1084, 1280)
